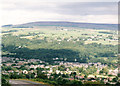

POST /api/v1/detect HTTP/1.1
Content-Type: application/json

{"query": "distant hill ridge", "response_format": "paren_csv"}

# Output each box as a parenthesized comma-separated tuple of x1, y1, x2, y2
(2, 21, 118, 30)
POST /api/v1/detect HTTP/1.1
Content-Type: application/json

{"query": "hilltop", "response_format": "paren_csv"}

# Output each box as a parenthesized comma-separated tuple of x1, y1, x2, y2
(2, 21, 117, 30)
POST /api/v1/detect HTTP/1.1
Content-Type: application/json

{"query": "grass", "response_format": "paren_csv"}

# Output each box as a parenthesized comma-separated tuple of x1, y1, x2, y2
(85, 40, 118, 45)
(2, 26, 118, 45)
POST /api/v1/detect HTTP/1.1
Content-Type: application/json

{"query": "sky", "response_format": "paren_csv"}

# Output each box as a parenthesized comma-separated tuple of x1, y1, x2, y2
(0, 0, 119, 26)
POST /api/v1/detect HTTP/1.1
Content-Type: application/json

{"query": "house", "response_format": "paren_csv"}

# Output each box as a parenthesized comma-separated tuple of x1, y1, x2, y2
(47, 74, 51, 78)
(108, 77, 113, 81)
(30, 70, 34, 73)
(68, 78, 74, 81)
(87, 75, 95, 80)
(56, 70, 60, 74)
(15, 70, 19, 73)
(45, 66, 50, 69)
(42, 70, 46, 73)
(18, 62, 24, 65)
(8, 70, 14, 73)
(39, 65, 44, 68)
(76, 76, 84, 79)
(108, 69, 118, 76)
(13, 66, 21, 68)
(48, 68, 53, 73)
(2, 73, 9, 75)
(6, 63, 13, 66)
(104, 79, 108, 84)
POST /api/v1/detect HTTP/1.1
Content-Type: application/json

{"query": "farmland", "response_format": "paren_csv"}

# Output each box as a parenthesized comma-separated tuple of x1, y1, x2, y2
(1, 26, 118, 64)
(2, 26, 118, 44)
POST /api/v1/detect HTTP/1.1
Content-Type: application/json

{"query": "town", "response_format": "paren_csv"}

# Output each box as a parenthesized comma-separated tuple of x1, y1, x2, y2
(2, 57, 119, 85)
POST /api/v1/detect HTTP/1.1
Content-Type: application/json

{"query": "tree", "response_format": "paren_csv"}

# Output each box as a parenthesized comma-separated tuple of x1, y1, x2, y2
(66, 80, 82, 86)
(70, 72, 76, 80)
(37, 70, 47, 79)
(2, 78, 11, 86)
(10, 73, 19, 79)
(112, 77, 118, 82)
(58, 65, 66, 71)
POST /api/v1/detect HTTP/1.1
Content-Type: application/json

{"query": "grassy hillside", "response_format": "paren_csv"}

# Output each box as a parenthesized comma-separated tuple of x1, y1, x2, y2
(1, 26, 118, 64)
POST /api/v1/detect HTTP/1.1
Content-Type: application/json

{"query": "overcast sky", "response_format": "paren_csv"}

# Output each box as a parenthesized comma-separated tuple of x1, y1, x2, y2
(0, 0, 119, 25)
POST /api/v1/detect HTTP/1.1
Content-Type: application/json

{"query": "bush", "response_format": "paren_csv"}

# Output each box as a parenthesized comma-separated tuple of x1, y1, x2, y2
(2, 78, 11, 86)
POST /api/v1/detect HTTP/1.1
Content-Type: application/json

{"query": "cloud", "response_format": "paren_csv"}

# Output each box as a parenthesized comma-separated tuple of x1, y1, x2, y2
(1, 10, 117, 25)
(0, 0, 118, 25)
(56, 2, 118, 15)
(2, 1, 117, 15)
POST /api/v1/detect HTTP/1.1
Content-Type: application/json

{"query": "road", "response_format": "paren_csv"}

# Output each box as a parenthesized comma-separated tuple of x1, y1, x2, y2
(9, 79, 48, 86)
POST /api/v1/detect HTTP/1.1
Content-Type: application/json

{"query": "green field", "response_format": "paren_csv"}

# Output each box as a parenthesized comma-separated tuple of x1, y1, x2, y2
(1, 26, 118, 64)
(2, 26, 118, 45)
